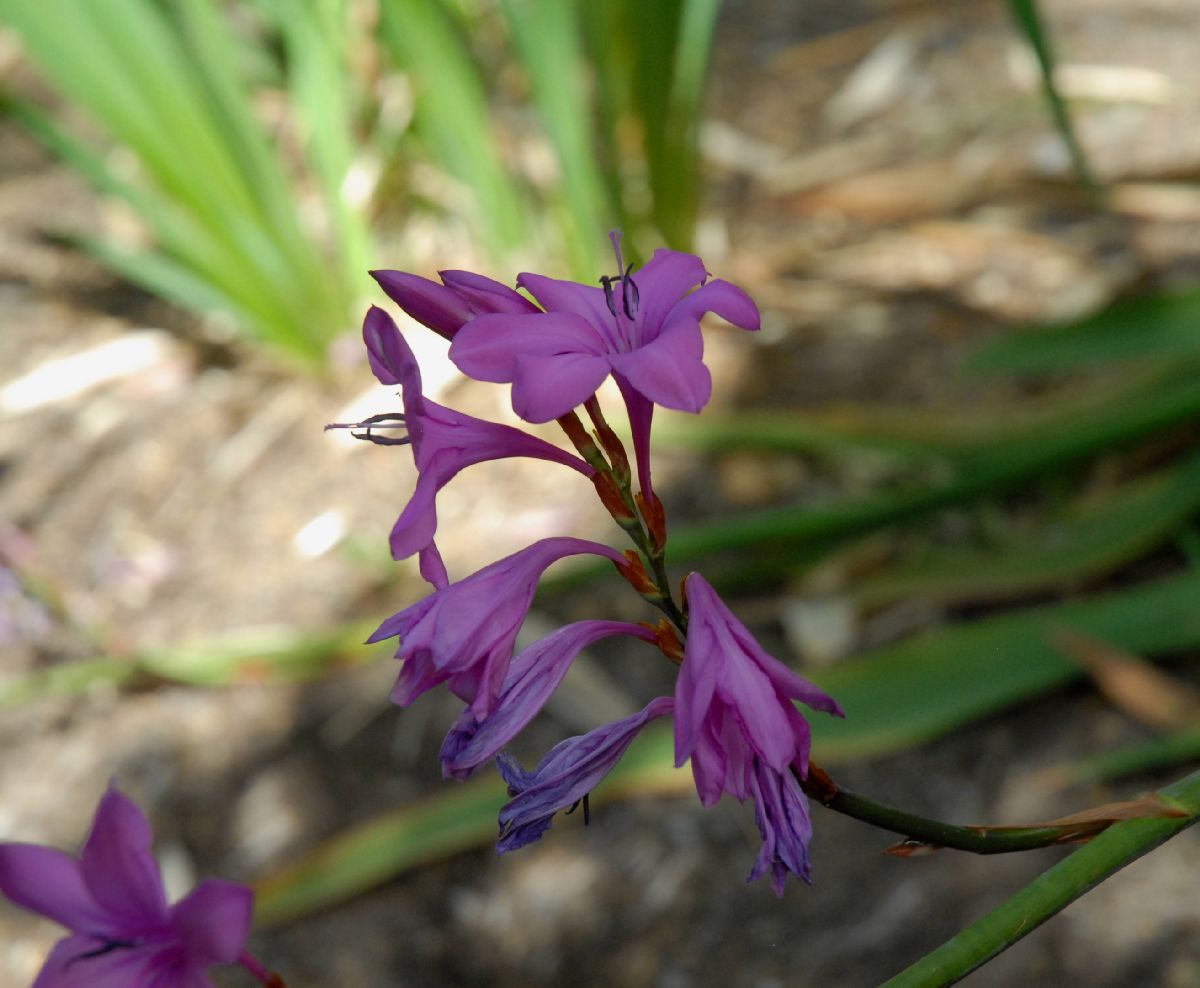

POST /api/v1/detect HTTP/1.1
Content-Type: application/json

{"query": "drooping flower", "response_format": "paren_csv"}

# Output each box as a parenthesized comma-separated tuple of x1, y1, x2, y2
(369, 537, 629, 720)
(446, 233, 760, 498)
(0, 785, 258, 988)
(371, 268, 539, 341)
(440, 619, 655, 780)
(356, 306, 593, 566)
(496, 696, 675, 853)
(674, 572, 843, 892)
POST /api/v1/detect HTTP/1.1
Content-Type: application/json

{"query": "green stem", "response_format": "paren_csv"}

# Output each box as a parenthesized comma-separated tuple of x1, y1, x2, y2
(881, 767, 1200, 988)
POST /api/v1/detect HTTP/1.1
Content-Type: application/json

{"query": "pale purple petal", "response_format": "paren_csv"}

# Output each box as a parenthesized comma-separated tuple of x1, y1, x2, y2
(170, 879, 253, 966)
(31, 937, 178, 988)
(510, 351, 611, 422)
(608, 318, 711, 413)
(664, 278, 761, 332)
(449, 311, 608, 384)
(80, 788, 168, 926)
(0, 845, 111, 934)
(615, 379, 656, 503)
(628, 249, 708, 340)
(441, 621, 654, 779)
(418, 542, 449, 590)
(748, 763, 814, 895)
(371, 270, 472, 340)
(497, 696, 674, 852)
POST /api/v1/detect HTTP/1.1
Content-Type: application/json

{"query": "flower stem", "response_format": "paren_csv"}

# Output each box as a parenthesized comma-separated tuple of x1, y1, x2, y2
(239, 950, 287, 988)
(801, 764, 1152, 855)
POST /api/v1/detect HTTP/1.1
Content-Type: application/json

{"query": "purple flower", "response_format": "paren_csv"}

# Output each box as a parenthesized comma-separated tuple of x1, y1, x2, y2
(674, 573, 842, 892)
(441, 619, 655, 780)
(496, 696, 674, 852)
(369, 537, 628, 720)
(371, 268, 539, 341)
(358, 306, 593, 565)
(447, 234, 760, 497)
(0, 785, 255, 988)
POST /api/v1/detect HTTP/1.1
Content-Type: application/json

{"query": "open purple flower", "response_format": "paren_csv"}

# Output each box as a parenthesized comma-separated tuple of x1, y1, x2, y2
(441, 619, 655, 780)
(674, 572, 843, 892)
(0, 785, 258, 988)
(356, 306, 593, 566)
(496, 696, 674, 853)
(447, 234, 760, 498)
(369, 537, 628, 720)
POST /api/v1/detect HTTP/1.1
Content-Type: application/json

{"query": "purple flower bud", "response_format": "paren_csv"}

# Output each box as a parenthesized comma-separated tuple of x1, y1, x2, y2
(496, 696, 674, 853)
(440, 620, 655, 780)
(370, 268, 539, 341)
(0, 785, 257, 987)
(369, 538, 628, 719)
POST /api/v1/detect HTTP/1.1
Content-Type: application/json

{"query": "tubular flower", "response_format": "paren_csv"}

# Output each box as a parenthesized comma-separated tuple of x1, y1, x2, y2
(674, 573, 843, 892)
(357, 306, 593, 567)
(368, 537, 629, 720)
(440, 620, 656, 780)
(447, 234, 760, 498)
(496, 696, 675, 853)
(0, 786, 255, 988)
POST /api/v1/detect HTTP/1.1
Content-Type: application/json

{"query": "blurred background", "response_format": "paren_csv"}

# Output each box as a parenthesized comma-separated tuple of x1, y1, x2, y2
(2, 0, 1200, 984)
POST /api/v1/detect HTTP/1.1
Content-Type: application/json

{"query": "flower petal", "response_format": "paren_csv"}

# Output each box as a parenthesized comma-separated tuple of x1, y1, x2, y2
(628, 249, 708, 339)
(371, 270, 471, 340)
(170, 879, 253, 966)
(516, 272, 612, 330)
(31, 936, 175, 988)
(510, 351, 611, 422)
(608, 318, 711, 413)
(665, 278, 760, 332)
(439, 270, 540, 315)
(362, 306, 422, 395)
(0, 845, 110, 934)
(449, 311, 607, 384)
(80, 787, 168, 926)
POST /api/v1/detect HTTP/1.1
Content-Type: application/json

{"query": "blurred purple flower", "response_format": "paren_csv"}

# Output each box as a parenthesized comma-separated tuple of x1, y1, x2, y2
(353, 306, 593, 568)
(0, 785, 254, 988)
(369, 537, 628, 720)
(674, 572, 843, 892)
(447, 233, 759, 497)
(440, 619, 655, 780)
(496, 696, 675, 852)
(371, 268, 539, 340)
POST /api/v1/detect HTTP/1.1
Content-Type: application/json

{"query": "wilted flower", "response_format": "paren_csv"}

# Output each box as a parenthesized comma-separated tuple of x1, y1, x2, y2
(369, 537, 629, 720)
(0, 785, 265, 988)
(496, 696, 675, 852)
(440, 619, 655, 780)
(354, 306, 593, 569)
(674, 573, 843, 892)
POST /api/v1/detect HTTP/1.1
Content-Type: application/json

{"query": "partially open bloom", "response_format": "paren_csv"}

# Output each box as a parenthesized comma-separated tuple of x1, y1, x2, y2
(440, 619, 655, 780)
(0, 785, 256, 988)
(356, 307, 593, 568)
(371, 267, 539, 341)
(674, 573, 843, 892)
(496, 696, 675, 852)
(369, 537, 628, 719)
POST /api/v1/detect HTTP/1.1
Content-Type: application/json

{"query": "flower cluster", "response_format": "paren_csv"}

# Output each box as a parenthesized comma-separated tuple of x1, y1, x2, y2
(354, 234, 842, 893)
(0, 785, 280, 988)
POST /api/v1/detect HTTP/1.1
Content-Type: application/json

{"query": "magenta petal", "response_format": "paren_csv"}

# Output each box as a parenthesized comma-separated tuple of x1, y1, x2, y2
(80, 788, 168, 926)
(0, 845, 110, 934)
(371, 270, 471, 340)
(362, 306, 422, 395)
(610, 318, 711, 412)
(516, 272, 613, 331)
(665, 278, 761, 332)
(439, 270, 540, 315)
(388, 470, 440, 561)
(31, 935, 168, 988)
(418, 542, 450, 590)
(510, 351, 611, 422)
(450, 311, 607, 383)
(629, 249, 708, 338)
(170, 879, 253, 966)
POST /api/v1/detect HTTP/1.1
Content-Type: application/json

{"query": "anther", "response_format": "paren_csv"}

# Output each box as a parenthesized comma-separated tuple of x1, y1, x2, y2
(621, 264, 639, 319)
(599, 275, 620, 318)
